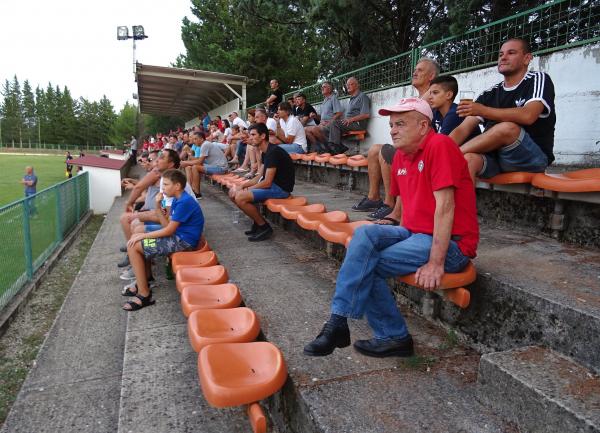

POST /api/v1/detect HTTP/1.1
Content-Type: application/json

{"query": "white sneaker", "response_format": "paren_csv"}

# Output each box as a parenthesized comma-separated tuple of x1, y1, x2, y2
(119, 267, 136, 280)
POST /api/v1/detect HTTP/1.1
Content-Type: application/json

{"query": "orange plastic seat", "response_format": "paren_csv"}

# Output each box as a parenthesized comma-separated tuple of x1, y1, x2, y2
(531, 168, 600, 192)
(328, 154, 348, 165)
(181, 283, 243, 317)
(175, 265, 229, 293)
(346, 155, 368, 167)
(315, 153, 331, 163)
(477, 172, 536, 185)
(171, 250, 218, 274)
(198, 342, 288, 408)
(279, 203, 326, 220)
(187, 307, 260, 353)
(296, 211, 349, 231)
(301, 152, 317, 161)
(290, 153, 304, 161)
(196, 241, 211, 252)
(343, 130, 367, 141)
(396, 261, 477, 309)
(265, 196, 306, 213)
(317, 220, 373, 247)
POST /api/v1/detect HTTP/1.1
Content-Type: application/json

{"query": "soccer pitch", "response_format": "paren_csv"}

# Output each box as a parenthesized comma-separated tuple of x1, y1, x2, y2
(0, 154, 69, 206)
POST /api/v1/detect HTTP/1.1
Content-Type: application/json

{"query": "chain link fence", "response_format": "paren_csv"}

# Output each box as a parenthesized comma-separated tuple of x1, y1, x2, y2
(0, 172, 90, 311)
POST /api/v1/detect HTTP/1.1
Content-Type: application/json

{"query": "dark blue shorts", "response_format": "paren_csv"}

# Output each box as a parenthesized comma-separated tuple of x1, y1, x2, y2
(251, 183, 290, 203)
(141, 235, 193, 258)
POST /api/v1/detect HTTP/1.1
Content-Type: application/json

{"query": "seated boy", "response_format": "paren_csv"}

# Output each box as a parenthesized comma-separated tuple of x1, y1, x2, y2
(229, 123, 295, 242)
(427, 75, 480, 139)
(122, 169, 204, 311)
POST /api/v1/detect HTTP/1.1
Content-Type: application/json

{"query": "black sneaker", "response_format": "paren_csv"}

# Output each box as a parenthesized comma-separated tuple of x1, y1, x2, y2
(119, 245, 128, 253)
(352, 197, 383, 212)
(353, 335, 414, 358)
(117, 255, 130, 268)
(195, 192, 202, 199)
(367, 205, 393, 221)
(244, 222, 259, 235)
(304, 322, 351, 356)
(248, 223, 273, 242)
(331, 143, 349, 155)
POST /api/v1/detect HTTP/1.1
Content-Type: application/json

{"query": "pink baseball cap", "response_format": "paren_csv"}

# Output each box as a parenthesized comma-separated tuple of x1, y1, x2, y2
(378, 97, 433, 120)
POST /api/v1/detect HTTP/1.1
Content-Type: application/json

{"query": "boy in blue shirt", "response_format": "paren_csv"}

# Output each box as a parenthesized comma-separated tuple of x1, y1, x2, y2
(122, 169, 204, 311)
(428, 75, 480, 141)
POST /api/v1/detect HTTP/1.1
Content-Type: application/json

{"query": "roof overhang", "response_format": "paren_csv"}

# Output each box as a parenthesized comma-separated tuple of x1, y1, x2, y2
(135, 63, 248, 118)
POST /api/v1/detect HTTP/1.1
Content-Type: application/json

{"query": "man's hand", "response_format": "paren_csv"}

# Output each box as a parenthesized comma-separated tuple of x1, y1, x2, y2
(125, 202, 134, 212)
(341, 118, 352, 126)
(415, 262, 445, 291)
(456, 101, 484, 118)
(127, 233, 146, 248)
(155, 192, 164, 206)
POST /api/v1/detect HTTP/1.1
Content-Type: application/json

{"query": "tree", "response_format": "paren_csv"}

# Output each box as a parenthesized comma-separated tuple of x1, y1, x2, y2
(111, 102, 138, 144)
(22, 80, 36, 146)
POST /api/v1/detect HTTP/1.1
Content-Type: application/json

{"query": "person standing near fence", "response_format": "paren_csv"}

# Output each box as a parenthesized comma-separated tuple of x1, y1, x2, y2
(20, 166, 38, 215)
(129, 135, 138, 165)
(65, 151, 74, 178)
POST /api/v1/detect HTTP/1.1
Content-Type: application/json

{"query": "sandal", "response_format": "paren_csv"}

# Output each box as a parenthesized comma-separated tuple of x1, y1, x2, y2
(375, 217, 400, 226)
(123, 292, 155, 311)
(122, 282, 138, 297)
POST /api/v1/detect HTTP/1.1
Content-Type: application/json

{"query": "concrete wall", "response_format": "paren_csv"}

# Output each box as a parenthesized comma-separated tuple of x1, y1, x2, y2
(185, 98, 241, 129)
(319, 43, 600, 166)
(77, 167, 122, 214)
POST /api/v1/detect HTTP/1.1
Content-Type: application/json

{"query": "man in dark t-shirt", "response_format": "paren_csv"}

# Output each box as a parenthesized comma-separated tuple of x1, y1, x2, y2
(450, 38, 556, 181)
(229, 123, 295, 241)
(293, 92, 319, 126)
(265, 79, 283, 116)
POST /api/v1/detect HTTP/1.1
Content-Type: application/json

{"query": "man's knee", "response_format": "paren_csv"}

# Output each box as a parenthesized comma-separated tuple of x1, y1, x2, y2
(464, 152, 484, 172)
(490, 122, 521, 143)
(367, 143, 383, 159)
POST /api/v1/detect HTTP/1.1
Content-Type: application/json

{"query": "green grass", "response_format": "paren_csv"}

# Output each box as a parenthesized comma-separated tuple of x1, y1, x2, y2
(0, 154, 68, 207)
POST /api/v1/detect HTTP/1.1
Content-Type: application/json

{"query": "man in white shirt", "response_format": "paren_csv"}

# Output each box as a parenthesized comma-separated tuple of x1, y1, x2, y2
(228, 112, 248, 130)
(273, 102, 307, 154)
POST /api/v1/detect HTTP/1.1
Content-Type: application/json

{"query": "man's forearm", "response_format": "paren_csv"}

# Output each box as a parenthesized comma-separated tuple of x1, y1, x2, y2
(429, 200, 454, 266)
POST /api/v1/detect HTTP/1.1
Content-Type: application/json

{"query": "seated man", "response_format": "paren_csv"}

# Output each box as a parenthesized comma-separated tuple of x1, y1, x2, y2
(293, 92, 318, 127)
(123, 169, 204, 311)
(352, 58, 439, 220)
(229, 123, 295, 242)
(304, 98, 478, 358)
(181, 131, 228, 197)
(274, 102, 307, 154)
(321, 76, 370, 155)
(450, 38, 555, 182)
(427, 75, 480, 141)
(305, 81, 343, 152)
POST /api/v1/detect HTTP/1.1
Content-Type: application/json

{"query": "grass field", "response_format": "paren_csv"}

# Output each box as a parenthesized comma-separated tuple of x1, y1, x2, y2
(0, 154, 68, 207)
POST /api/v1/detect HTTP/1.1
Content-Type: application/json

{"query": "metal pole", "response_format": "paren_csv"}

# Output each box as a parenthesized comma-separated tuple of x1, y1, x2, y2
(132, 37, 136, 77)
(22, 200, 34, 279)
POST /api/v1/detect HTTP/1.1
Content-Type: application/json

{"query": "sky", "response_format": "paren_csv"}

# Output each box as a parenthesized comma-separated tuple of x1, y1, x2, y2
(0, 0, 194, 111)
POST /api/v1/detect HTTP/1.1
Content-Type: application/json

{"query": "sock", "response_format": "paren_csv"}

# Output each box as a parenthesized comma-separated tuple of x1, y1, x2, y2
(328, 313, 348, 328)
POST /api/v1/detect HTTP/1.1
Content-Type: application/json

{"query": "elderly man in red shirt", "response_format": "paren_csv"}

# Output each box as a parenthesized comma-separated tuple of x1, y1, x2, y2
(304, 98, 479, 358)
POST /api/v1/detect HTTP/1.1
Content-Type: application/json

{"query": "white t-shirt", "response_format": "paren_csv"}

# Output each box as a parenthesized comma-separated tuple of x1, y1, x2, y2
(266, 117, 277, 133)
(232, 117, 247, 130)
(279, 115, 307, 151)
(224, 127, 232, 142)
(160, 178, 196, 207)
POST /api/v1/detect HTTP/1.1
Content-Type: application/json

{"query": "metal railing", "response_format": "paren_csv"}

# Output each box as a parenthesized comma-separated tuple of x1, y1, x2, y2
(0, 172, 90, 311)
(247, 0, 599, 107)
(0, 142, 108, 152)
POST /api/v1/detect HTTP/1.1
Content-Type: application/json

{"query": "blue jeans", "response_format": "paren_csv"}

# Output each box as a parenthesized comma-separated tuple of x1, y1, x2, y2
(331, 224, 469, 340)
(278, 143, 305, 154)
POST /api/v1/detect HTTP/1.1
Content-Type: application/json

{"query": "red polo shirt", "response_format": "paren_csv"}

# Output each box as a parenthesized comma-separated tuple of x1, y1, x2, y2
(390, 130, 479, 257)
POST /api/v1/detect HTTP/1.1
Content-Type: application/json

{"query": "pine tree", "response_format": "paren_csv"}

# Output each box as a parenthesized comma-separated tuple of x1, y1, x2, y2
(22, 80, 36, 145)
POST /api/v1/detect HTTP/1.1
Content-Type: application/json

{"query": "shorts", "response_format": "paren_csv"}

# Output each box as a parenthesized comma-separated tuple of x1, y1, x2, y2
(479, 128, 548, 178)
(380, 143, 396, 165)
(144, 222, 162, 233)
(251, 183, 290, 203)
(278, 143, 306, 154)
(204, 165, 228, 175)
(141, 235, 193, 258)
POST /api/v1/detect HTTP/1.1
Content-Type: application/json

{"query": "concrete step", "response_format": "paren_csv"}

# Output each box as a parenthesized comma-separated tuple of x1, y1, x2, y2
(200, 185, 513, 433)
(478, 346, 600, 433)
(253, 179, 600, 375)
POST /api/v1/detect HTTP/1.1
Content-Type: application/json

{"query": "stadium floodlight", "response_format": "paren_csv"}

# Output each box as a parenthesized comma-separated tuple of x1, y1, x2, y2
(132, 26, 148, 40)
(117, 26, 129, 40)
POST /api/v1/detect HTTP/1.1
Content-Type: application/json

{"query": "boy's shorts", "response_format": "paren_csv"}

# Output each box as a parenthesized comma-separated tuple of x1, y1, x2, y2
(251, 183, 290, 203)
(141, 235, 193, 258)
(479, 128, 548, 178)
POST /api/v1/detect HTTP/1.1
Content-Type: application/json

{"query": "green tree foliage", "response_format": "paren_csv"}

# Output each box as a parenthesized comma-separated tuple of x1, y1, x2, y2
(111, 102, 138, 144)
(142, 113, 185, 139)
(0, 75, 124, 147)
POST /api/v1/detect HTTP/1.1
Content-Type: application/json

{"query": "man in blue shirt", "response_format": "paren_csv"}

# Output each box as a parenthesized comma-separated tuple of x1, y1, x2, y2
(21, 166, 37, 197)
(123, 169, 204, 311)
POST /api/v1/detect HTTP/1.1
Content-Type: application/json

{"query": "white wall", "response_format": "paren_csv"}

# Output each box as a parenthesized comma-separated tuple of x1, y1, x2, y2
(185, 98, 241, 129)
(78, 167, 122, 214)
(320, 43, 600, 166)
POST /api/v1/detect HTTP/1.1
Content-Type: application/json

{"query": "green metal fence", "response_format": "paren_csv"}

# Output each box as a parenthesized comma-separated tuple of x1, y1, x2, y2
(0, 172, 90, 311)
(248, 0, 599, 107)
(0, 142, 107, 153)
